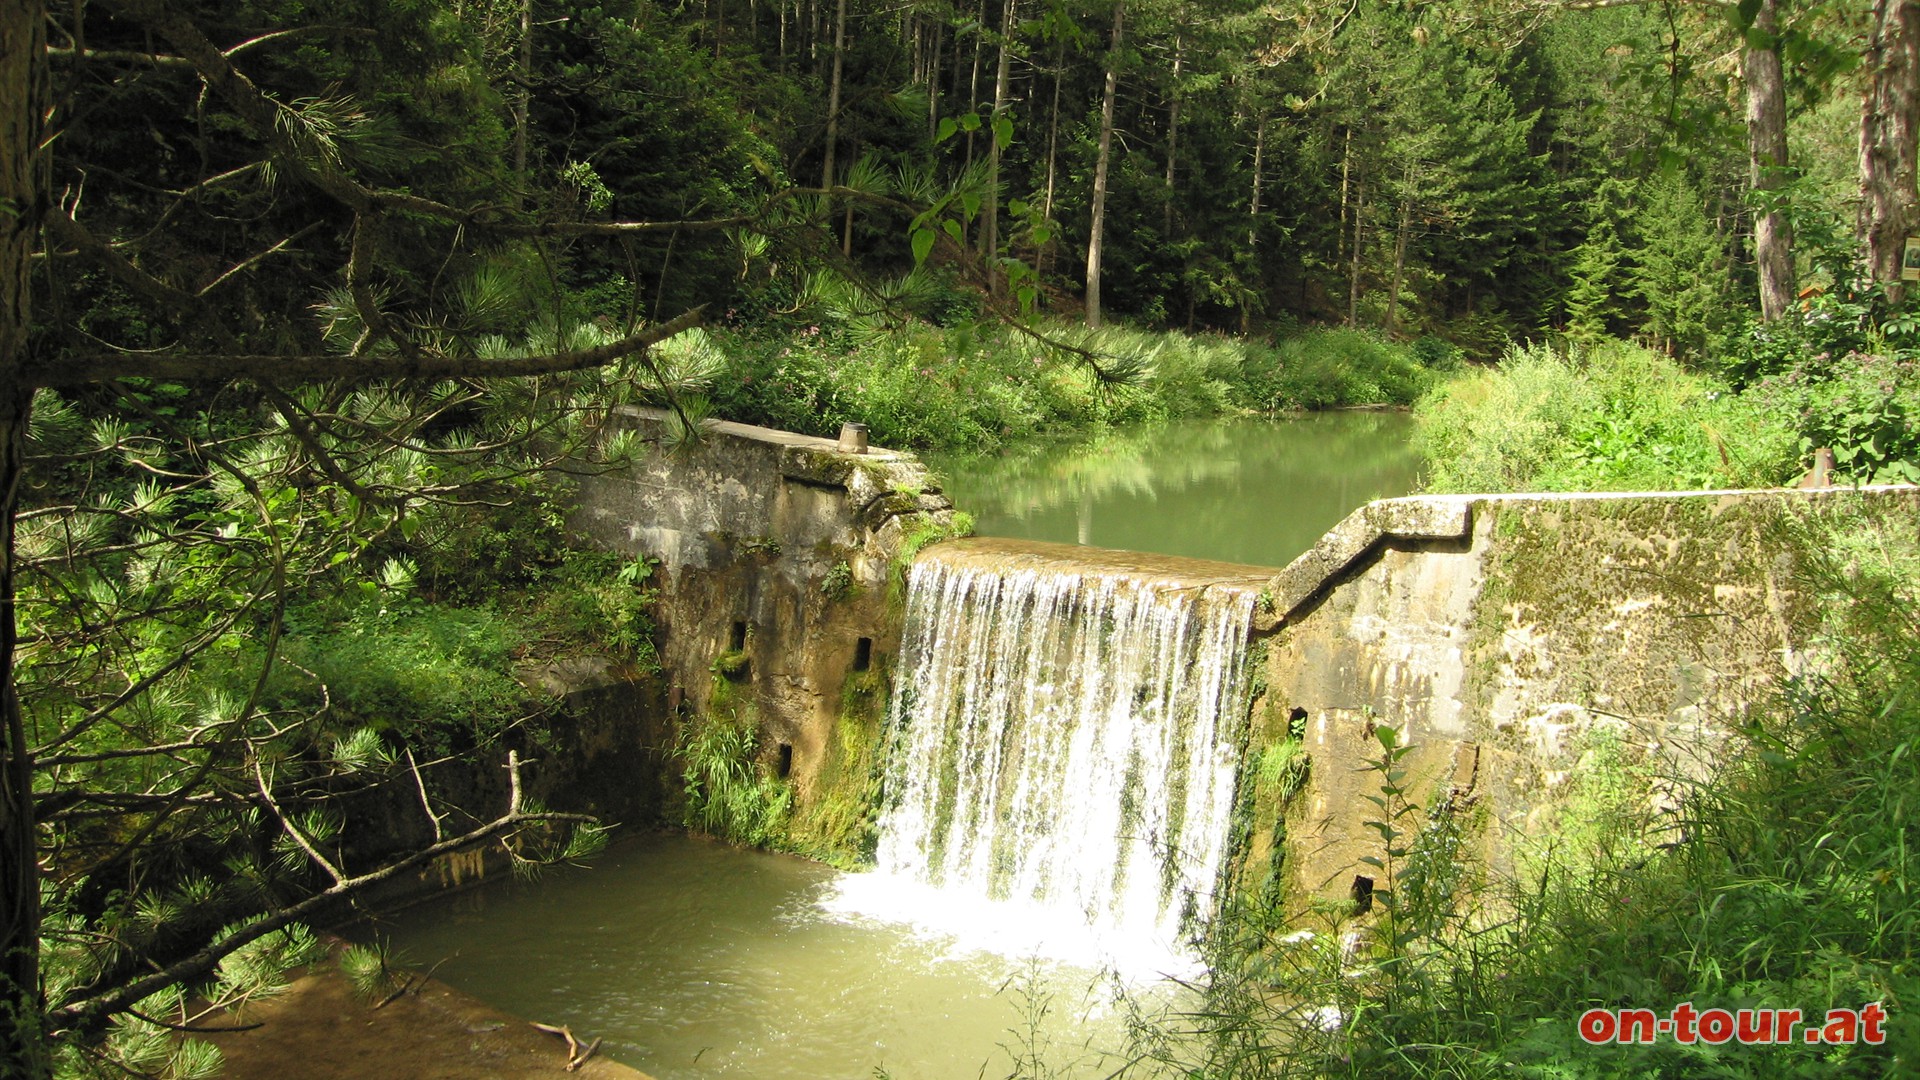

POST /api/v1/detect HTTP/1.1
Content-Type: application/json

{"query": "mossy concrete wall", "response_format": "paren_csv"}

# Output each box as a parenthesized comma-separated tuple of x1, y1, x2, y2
(1248, 485, 1920, 910)
(569, 407, 958, 835)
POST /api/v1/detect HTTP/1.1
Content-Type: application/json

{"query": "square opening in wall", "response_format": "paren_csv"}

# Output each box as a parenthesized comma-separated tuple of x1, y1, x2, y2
(853, 637, 872, 672)
(776, 743, 794, 779)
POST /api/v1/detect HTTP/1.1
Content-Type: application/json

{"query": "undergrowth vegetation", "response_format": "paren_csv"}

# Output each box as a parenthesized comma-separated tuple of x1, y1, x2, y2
(1416, 300, 1920, 493)
(1137, 503, 1918, 1078)
(674, 678, 794, 849)
(1415, 340, 1799, 492)
(705, 320, 1445, 451)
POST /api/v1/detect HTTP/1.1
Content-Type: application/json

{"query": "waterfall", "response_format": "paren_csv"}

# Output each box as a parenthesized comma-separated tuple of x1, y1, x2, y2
(863, 541, 1261, 965)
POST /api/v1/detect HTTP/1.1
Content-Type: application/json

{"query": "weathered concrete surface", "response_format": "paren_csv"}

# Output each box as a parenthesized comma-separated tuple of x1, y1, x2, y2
(1254, 495, 1476, 631)
(570, 407, 959, 821)
(1245, 485, 1920, 908)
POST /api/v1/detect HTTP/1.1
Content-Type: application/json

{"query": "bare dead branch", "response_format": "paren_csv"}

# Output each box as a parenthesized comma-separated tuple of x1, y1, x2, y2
(405, 747, 444, 843)
(262, 385, 383, 506)
(43, 210, 197, 311)
(224, 26, 378, 57)
(124, 1007, 263, 1034)
(197, 223, 323, 298)
(253, 754, 345, 886)
(46, 47, 193, 68)
(36, 737, 225, 768)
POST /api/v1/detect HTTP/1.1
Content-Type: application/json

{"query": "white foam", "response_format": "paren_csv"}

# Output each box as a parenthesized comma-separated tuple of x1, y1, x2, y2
(815, 869, 1204, 983)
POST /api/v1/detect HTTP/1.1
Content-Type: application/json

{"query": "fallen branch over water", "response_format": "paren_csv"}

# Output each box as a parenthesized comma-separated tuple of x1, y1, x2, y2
(532, 1021, 603, 1071)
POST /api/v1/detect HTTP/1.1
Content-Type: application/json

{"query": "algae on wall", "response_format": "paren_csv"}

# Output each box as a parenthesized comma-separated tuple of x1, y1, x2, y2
(786, 663, 891, 866)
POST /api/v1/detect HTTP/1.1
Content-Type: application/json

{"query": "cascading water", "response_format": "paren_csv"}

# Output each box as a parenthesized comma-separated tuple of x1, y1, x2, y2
(830, 539, 1263, 972)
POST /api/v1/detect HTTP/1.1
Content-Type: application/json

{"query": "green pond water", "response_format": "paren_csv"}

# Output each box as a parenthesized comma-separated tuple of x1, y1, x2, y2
(924, 411, 1424, 568)
(368, 833, 1158, 1080)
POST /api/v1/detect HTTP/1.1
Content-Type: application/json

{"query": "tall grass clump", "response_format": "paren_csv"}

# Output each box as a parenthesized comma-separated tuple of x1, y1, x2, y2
(1414, 339, 1798, 493)
(674, 707, 792, 848)
(1138, 504, 1919, 1078)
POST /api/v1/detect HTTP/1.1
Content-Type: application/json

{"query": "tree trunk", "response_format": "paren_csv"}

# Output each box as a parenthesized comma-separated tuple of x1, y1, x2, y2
(964, 0, 985, 176)
(1744, 0, 1795, 321)
(909, 9, 921, 82)
(821, 0, 849, 189)
(1040, 34, 1063, 276)
(984, 0, 1017, 290)
(1860, 0, 1920, 297)
(1348, 178, 1367, 327)
(810, 0, 822, 72)
(1337, 127, 1351, 261)
(514, 0, 533, 206)
(0, 0, 44, 1071)
(926, 19, 943, 139)
(1386, 165, 1413, 335)
(1086, 1, 1123, 328)
(1243, 114, 1265, 335)
(1163, 31, 1183, 238)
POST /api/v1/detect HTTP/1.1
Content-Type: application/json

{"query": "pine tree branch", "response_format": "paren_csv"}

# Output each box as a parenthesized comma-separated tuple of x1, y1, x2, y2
(21, 305, 707, 387)
(48, 754, 593, 1031)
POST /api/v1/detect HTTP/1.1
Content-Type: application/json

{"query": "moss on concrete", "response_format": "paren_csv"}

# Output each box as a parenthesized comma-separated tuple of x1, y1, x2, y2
(786, 664, 891, 867)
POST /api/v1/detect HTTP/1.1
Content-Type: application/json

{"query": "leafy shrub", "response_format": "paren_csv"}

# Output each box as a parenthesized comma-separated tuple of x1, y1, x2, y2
(528, 550, 661, 666)
(1750, 349, 1920, 483)
(276, 598, 533, 755)
(1237, 329, 1433, 413)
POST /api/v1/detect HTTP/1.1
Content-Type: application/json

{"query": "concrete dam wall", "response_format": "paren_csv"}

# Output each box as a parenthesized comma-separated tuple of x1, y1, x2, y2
(568, 407, 1920, 927)
(570, 407, 961, 815)
(1237, 486, 1920, 908)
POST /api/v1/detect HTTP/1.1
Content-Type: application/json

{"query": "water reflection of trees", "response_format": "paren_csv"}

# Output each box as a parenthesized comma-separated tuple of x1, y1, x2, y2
(933, 415, 1420, 523)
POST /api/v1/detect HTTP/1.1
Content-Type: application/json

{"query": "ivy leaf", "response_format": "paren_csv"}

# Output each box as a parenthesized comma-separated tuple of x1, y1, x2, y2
(993, 113, 1014, 151)
(936, 117, 958, 144)
(942, 219, 964, 244)
(911, 227, 936, 265)
(960, 191, 981, 221)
